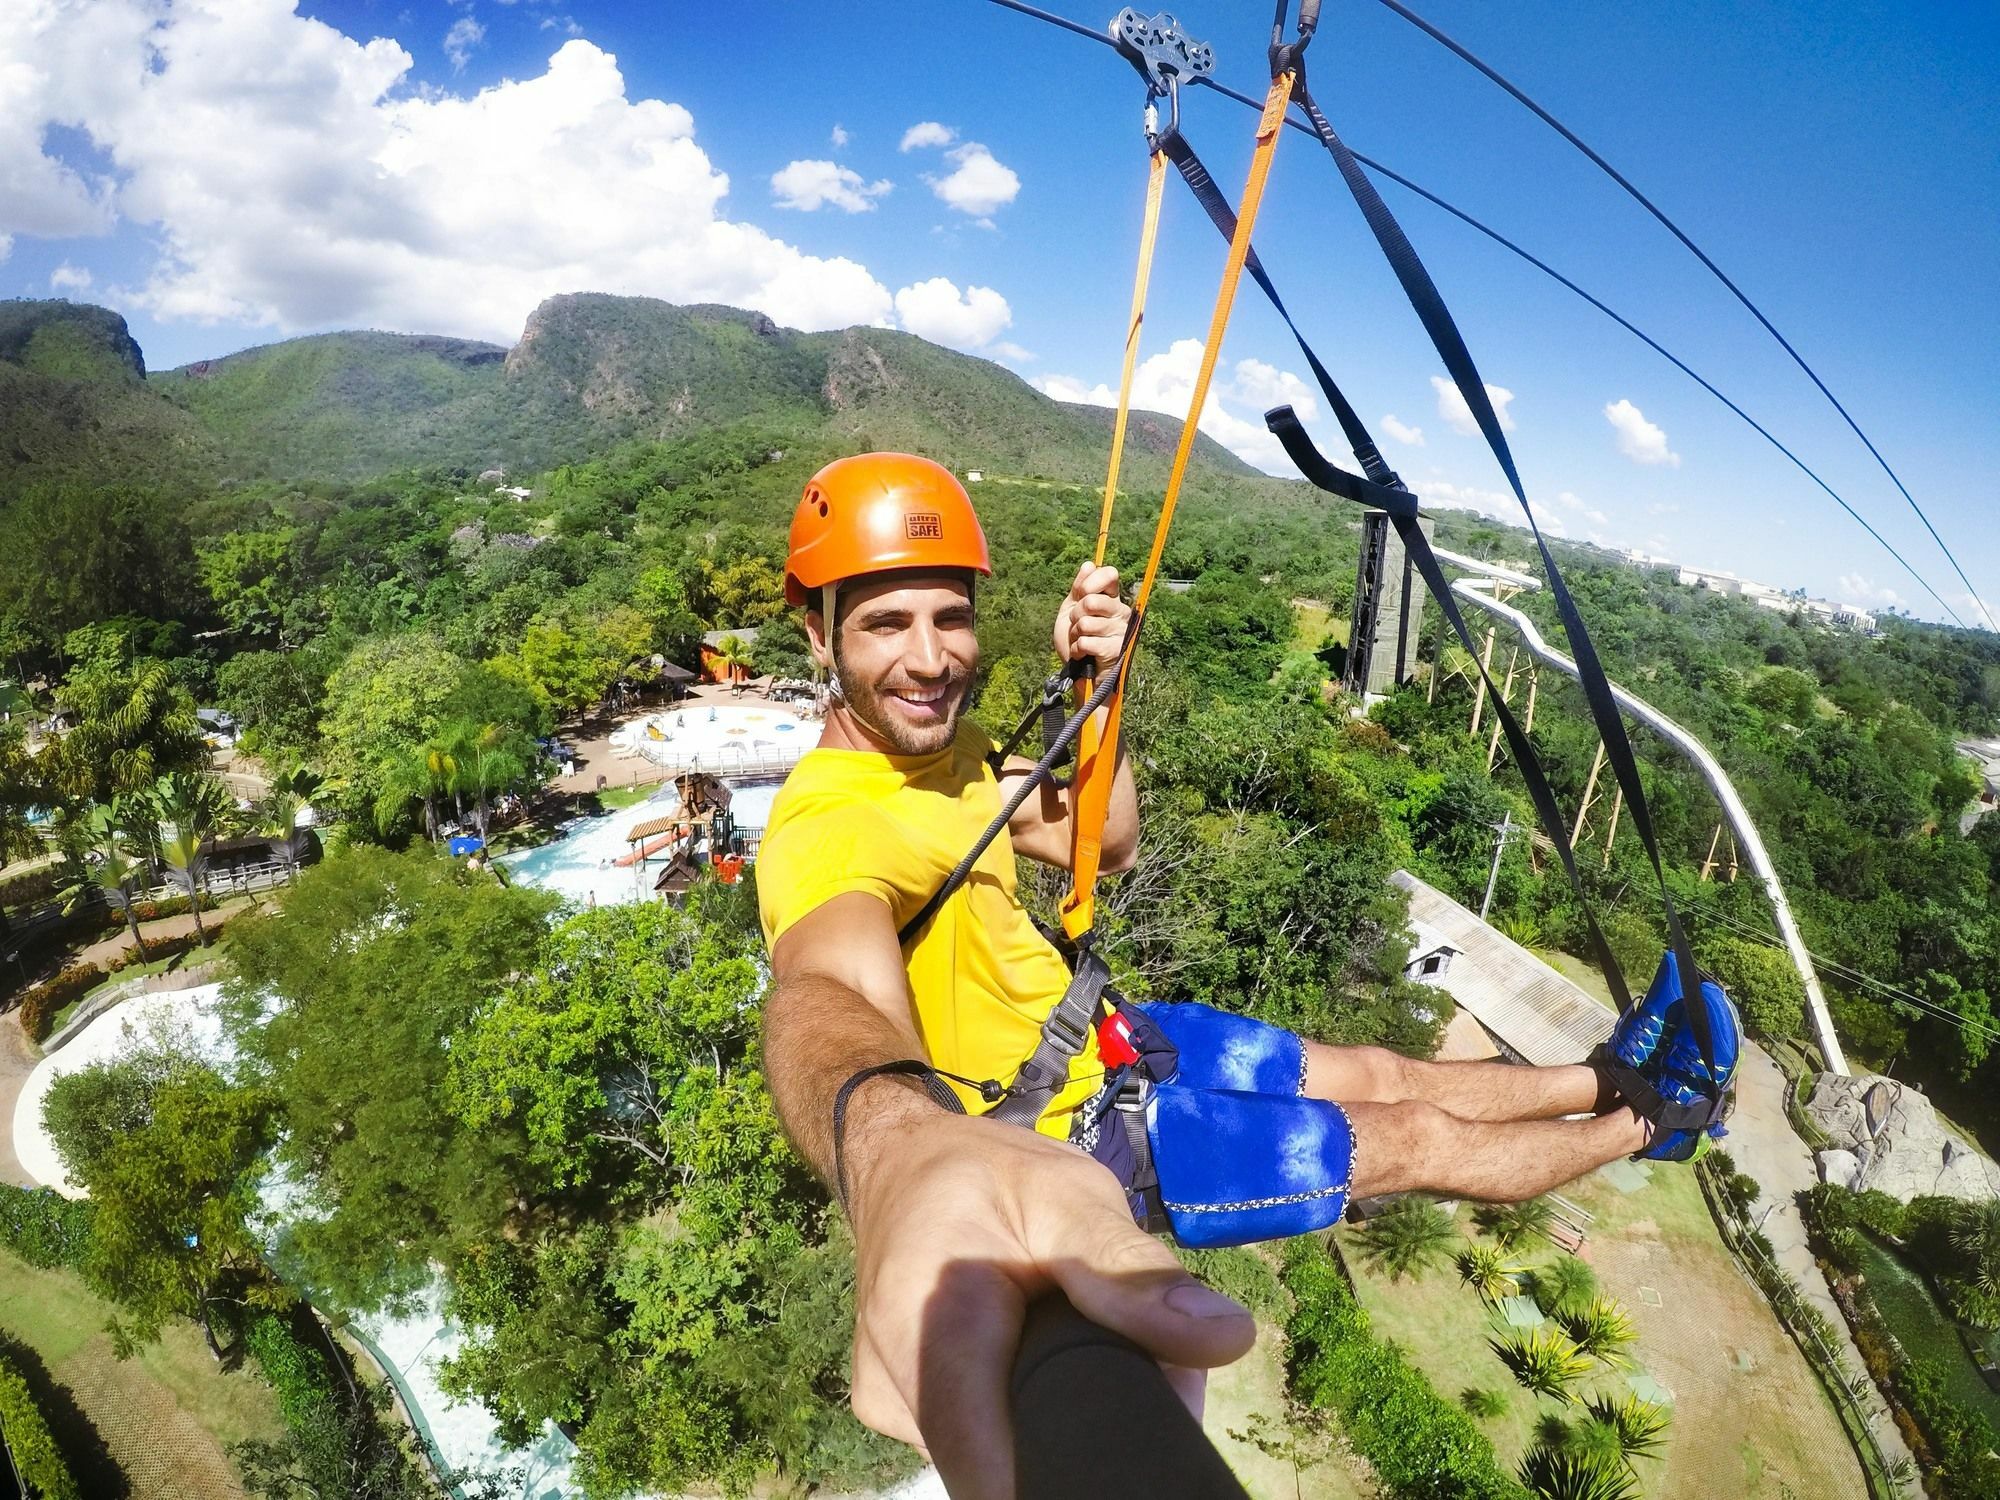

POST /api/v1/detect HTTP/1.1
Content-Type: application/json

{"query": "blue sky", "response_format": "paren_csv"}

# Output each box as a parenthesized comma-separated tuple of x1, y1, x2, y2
(4, 1, 1995, 624)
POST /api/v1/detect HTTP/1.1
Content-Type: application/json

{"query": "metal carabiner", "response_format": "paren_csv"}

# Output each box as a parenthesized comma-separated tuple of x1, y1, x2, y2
(1112, 7, 1213, 140)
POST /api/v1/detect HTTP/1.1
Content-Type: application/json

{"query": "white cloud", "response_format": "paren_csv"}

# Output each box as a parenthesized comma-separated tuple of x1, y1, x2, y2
(1032, 340, 1319, 472)
(0, 10, 897, 343)
(539, 15, 585, 37)
(1646, 501, 1681, 516)
(1838, 573, 1904, 608)
(899, 120, 957, 152)
(49, 262, 92, 291)
(894, 277, 1011, 351)
(1554, 490, 1609, 527)
(991, 340, 1035, 364)
(0, 235, 12, 264)
(928, 143, 1019, 219)
(1604, 398, 1680, 467)
(1432, 375, 1516, 436)
(770, 159, 891, 213)
(1381, 413, 1424, 446)
(830, 123, 849, 148)
(443, 16, 484, 71)
(1418, 477, 1559, 535)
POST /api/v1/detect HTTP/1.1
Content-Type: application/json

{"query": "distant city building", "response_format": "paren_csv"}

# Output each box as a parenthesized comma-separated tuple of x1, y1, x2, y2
(1674, 565, 1875, 633)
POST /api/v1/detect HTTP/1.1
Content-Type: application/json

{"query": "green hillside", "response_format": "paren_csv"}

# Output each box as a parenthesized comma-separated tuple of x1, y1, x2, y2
(0, 300, 221, 490)
(142, 292, 1256, 487)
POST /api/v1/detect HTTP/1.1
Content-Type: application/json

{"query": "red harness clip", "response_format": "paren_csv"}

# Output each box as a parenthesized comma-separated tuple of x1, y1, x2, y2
(1096, 1010, 1141, 1069)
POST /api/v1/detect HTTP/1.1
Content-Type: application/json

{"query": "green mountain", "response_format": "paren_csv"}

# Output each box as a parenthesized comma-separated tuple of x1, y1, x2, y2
(0, 300, 222, 490)
(2, 293, 1257, 491)
(139, 293, 1257, 487)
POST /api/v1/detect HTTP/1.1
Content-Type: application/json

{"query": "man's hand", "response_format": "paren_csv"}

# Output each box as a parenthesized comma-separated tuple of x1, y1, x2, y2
(844, 1106, 1254, 1500)
(1053, 561, 1131, 673)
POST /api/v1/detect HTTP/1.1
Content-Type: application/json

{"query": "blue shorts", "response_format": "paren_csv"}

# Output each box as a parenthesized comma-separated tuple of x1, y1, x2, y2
(1074, 1001, 1355, 1250)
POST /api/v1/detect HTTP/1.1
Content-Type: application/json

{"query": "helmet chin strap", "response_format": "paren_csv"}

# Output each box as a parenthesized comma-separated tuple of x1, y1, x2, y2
(820, 583, 846, 700)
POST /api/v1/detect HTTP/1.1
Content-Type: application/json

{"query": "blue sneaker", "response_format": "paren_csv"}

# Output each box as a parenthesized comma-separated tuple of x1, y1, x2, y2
(1608, 953, 1742, 1162)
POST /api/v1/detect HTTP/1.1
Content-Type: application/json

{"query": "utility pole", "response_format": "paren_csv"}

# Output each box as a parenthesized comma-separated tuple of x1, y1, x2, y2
(1480, 810, 1519, 919)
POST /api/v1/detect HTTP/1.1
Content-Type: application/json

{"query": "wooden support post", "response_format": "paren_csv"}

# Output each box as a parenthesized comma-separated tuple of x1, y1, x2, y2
(1469, 627, 1497, 736)
(1726, 830, 1740, 883)
(1700, 822, 1724, 883)
(1486, 646, 1520, 770)
(1523, 665, 1539, 736)
(1572, 741, 1607, 849)
(1601, 786, 1624, 870)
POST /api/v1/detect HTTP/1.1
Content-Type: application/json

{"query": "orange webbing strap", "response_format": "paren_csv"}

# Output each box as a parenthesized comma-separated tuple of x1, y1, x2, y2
(1062, 147, 1167, 938)
(1060, 70, 1295, 940)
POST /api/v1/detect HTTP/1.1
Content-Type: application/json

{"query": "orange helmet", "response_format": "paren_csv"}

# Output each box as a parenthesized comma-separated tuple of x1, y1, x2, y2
(784, 452, 991, 606)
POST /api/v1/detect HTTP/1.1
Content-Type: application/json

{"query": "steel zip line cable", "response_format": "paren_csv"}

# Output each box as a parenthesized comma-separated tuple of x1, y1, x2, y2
(982, 0, 1967, 627)
(1372, 0, 1996, 632)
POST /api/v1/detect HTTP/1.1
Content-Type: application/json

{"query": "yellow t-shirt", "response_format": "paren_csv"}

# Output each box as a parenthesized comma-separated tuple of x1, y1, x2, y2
(756, 720, 1102, 1137)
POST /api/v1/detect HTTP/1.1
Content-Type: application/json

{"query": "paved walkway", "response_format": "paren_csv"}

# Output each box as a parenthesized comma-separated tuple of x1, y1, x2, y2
(1729, 1043, 1916, 1478)
(72, 895, 258, 969)
(0, 1011, 36, 1186)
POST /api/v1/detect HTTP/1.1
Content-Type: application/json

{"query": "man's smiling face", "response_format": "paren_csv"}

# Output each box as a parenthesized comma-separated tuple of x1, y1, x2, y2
(810, 572, 979, 756)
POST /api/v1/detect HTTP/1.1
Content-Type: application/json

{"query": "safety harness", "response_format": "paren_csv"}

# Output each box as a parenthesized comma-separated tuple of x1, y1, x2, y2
(889, 0, 1727, 1193)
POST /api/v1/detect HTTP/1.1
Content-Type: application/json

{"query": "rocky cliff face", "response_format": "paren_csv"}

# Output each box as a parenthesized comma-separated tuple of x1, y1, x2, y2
(1810, 1073, 2000, 1201)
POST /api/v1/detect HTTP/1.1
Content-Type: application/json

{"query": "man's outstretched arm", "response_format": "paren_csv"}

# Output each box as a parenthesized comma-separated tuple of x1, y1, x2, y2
(762, 893, 1255, 1500)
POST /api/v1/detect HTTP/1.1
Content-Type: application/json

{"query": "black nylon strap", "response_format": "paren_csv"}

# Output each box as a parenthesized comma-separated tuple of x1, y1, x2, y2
(1268, 410, 1635, 1013)
(1288, 73, 1715, 1088)
(1157, 129, 1393, 485)
(988, 945, 1114, 1127)
(831, 1060, 966, 1211)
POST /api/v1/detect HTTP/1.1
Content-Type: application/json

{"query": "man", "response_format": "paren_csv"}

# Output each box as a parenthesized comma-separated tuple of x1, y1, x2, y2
(756, 453, 1736, 1499)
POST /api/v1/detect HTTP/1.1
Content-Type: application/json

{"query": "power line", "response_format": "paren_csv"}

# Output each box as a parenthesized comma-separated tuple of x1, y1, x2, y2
(981, 1, 1967, 627)
(1372, 0, 1996, 632)
(1682, 893, 2000, 1046)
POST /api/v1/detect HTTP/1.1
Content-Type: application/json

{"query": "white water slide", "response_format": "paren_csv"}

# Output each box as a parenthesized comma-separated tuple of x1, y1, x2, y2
(1433, 546, 1849, 1076)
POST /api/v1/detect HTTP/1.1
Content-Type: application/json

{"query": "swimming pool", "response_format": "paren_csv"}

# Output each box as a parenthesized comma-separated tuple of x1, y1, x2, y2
(503, 776, 791, 908)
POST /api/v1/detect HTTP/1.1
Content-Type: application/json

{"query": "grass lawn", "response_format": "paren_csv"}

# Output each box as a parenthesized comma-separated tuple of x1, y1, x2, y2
(1292, 601, 1348, 652)
(1535, 948, 1617, 1011)
(597, 783, 661, 811)
(1207, 1316, 1375, 1499)
(1854, 1235, 2000, 1428)
(1340, 1165, 1865, 1500)
(0, 1246, 284, 1499)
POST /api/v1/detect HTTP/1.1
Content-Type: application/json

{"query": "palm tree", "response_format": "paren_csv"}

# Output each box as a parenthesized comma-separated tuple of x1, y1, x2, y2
(1490, 1328, 1593, 1404)
(1517, 1442, 1639, 1500)
(1527, 1255, 1600, 1316)
(57, 804, 152, 962)
(44, 656, 204, 803)
(441, 720, 531, 838)
(1477, 1197, 1557, 1252)
(711, 633, 754, 683)
(376, 737, 459, 843)
(155, 772, 230, 946)
(1951, 1199, 2000, 1297)
(1457, 1243, 1528, 1304)
(1557, 1298, 1638, 1369)
(1353, 1200, 1459, 1283)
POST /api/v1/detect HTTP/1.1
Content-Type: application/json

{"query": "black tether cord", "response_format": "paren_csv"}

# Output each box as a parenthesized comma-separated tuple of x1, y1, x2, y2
(1286, 71, 1718, 1100)
(897, 634, 1131, 948)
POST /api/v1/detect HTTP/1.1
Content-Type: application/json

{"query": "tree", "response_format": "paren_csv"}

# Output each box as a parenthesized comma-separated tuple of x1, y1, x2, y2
(1352, 1200, 1458, 1283)
(319, 636, 466, 832)
(196, 530, 296, 645)
(0, 710, 46, 870)
(155, 771, 231, 945)
(216, 647, 332, 761)
(440, 720, 535, 839)
(0, 483, 196, 658)
(221, 848, 558, 1308)
(1476, 1197, 1556, 1254)
(43, 1041, 282, 1358)
(55, 801, 153, 962)
(1517, 1442, 1638, 1500)
(1700, 935, 1806, 1041)
(450, 900, 770, 1192)
(42, 655, 204, 805)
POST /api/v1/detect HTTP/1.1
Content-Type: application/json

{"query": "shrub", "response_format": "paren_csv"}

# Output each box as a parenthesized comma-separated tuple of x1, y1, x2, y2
(245, 1313, 336, 1430)
(0, 1351, 82, 1500)
(1178, 1246, 1288, 1321)
(1457, 1243, 1527, 1303)
(1580, 1392, 1670, 1467)
(0, 864, 65, 909)
(15, 964, 101, 1041)
(1282, 1240, 1527, 1499)
(1517, 1441, 1638, 1500)
(0, 1185, 94, 1270)
(1556, 1299, 1638, 1369)
(1461, 1387, 1509, 1419)
(1490, 1328, 1593, 1403)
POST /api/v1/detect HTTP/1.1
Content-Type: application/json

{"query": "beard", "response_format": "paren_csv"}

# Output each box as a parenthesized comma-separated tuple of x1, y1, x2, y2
(831, 636, 971, 756)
